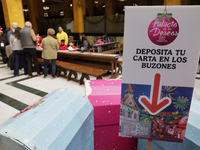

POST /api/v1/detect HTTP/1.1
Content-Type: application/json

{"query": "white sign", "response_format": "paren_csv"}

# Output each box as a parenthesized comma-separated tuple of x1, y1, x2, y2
(120, 6, 200, 143)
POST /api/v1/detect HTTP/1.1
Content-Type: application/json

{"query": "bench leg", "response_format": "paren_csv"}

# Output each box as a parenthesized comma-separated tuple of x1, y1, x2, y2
(111, 62, 114, 77)
(80, 73, 90, 85)
(59, 68, 68, 76)
(39, 64, 43, 72)
(56, 67, 61, 77)
(97, 76, 102, 79)
(118, 65, 122, 74)
(67, 70, 77, 81)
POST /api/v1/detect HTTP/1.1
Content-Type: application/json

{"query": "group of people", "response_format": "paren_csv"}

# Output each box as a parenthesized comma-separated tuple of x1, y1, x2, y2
(0, 21, 92, 79)
(0, 22, 41, 78)
(0, 20, 110, 79)
(56, 26, 90, 52)
(96, 34, 110, 52)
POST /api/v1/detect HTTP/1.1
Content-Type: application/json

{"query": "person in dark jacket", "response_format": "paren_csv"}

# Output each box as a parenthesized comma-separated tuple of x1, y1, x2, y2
(20, 21, 41, 78)
(0, 27, 7, 64)
(7, 22, 18, 44)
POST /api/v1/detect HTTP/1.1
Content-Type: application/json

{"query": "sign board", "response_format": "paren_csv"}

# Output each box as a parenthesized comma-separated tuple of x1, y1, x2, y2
(119, 6, 200, 143)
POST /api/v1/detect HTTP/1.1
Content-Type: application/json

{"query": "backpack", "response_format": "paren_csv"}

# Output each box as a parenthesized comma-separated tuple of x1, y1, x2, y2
(8, 53, 14, 70)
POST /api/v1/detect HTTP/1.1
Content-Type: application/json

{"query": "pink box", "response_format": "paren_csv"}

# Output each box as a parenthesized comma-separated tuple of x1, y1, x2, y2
(86, 79, 138, 150)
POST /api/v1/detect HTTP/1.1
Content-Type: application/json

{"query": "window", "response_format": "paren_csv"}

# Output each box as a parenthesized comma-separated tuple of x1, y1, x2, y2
(44, 13, 48, 17)
(119, 125, 123, 133)
(134, 113, 137, 119)
(120, 109, 125, 116)
(128, 113, 132, 118)
(60, 11, 64, 16)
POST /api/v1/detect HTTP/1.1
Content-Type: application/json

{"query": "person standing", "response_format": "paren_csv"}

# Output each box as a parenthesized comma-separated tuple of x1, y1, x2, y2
(0, 27, 7, 64)
(7, 22, 18, 44)
(10, 27, 28, 76)
(42, 28, 59, 79)
(56, 26, 68, 45)
(20, 21, 41, 78)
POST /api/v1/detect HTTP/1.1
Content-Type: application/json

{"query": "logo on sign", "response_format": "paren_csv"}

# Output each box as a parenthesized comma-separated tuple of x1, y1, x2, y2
(148, 8, 179, 46)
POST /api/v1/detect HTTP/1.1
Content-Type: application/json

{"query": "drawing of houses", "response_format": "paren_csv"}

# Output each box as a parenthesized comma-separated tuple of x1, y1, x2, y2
(121, 84, 139, 109)
(120, 104, 139, 121)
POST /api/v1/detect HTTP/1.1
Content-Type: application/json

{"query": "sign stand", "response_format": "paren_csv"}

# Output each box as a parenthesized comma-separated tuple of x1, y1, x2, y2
(146, 139, 152, 150)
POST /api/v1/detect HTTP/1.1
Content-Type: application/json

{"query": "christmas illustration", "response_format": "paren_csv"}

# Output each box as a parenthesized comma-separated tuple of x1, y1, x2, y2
(119, 81, 193, 142)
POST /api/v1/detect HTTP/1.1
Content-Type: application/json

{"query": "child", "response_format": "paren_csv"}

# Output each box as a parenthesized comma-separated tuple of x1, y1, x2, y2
(96, 36, 104, 52)
(59, 39, 68, 50)
(68, 41, 78, 51)
(97, 36, 104, 44)
(35, 32, 43, 48)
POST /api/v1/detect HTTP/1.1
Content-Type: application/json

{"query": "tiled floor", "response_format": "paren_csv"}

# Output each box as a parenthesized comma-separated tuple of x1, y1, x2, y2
(0, 56, 122, 124)
(1, 55, 200, 126)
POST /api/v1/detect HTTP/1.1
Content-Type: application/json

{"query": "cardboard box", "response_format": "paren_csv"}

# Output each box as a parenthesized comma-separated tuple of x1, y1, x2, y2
(85, 79, 138, 150)
(0, 88, 94, 150)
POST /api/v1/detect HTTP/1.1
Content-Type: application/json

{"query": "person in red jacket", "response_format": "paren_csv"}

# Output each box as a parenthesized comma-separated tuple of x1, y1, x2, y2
(35, 32, 43, 48)
(59, 39, 67, 50)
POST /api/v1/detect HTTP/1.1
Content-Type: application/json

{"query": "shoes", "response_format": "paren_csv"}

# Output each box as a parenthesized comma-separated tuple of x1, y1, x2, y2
(28, 75, 33, 78)
(52, 77, 56, 80)
(37, 73, 43, 77)
(43, 76, 47, 79)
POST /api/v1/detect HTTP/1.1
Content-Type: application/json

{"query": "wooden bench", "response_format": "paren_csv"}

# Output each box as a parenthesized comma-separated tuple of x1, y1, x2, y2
(101, 47, 123, 55)
(37, 58, 44, 64)
(57, 52, 119, 78)
(36, 58, 52, 74)
(37, 49, 120, 78)
(56, 60, 107, 85)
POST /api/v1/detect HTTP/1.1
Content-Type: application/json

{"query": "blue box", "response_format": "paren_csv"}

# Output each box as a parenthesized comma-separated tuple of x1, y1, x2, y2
(0, 88, 94, 150)
(137, 96, 200, 150)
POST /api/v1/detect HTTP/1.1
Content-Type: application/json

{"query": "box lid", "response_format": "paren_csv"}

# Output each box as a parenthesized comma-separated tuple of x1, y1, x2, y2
(185, 94, 200, 147)
(85, 79, 121, 127)
(0, 88, 94, 150)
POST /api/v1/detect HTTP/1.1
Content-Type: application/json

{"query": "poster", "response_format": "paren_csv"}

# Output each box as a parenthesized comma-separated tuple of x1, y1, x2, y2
(119, 6, 200, 143)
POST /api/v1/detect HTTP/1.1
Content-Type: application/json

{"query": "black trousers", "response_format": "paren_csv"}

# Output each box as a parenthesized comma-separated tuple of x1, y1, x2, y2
(24, 48, 40, 76)
(0, 48, 7, 63)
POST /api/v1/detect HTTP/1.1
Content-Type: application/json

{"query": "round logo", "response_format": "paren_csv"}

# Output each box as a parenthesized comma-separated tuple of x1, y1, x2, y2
(148, 13, 179, 46)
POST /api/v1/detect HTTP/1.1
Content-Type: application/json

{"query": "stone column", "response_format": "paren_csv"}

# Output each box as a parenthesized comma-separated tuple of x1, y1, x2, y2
(1, 0, 25, 28)
(27, 0, 39, 31)
(88, 0, 94, 16)
(106, 0, 114, 15)
(164, 0, 181, 5)
(63, 0, 72, 18)
(73, 0, 84, 33)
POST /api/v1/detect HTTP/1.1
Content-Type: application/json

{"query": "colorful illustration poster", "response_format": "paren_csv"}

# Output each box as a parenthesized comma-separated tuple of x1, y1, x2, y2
(119, 6, 200, 143)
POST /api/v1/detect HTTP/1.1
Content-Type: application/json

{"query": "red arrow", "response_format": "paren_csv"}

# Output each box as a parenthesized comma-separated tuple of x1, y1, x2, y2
(139, 73, 171, 115)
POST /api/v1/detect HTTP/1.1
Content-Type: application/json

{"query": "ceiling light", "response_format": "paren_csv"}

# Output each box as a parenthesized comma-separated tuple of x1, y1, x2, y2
(42, 0, 45, 3)
(94, 1, 98, 4)
(102, 5, 105, 8)
(70, 4, 72, 7)
(23, 9, 29, 12)
(43, 6, 49, 10)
